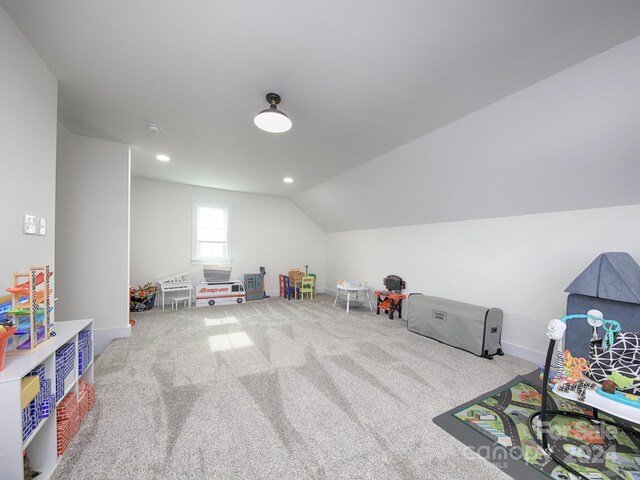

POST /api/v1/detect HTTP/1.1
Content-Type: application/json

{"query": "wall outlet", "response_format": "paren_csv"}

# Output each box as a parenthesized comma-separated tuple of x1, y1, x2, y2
(24, 214, 37, 234)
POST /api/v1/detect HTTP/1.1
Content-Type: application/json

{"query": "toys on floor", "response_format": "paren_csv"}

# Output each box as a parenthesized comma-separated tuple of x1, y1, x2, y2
(129, 283, 157, 311)
(196, 280, 246, 306)
(157, 272, 194, 310)
(374, 275, 406, 319)
(281, 269, 317, 300)
(244, 273, 263, 301)
(260, 266, 269, 299)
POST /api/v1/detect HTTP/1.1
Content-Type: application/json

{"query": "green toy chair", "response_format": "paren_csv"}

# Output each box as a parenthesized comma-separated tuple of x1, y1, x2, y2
(309, 273, 317, 297)
(300, 276, 315, 300)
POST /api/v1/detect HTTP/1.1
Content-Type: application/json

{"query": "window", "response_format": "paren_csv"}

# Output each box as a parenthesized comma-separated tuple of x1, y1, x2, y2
(192, 202, 229, 264)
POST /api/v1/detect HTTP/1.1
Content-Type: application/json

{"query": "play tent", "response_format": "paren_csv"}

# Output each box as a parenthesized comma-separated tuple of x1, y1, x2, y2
(565, 252, 640, 359)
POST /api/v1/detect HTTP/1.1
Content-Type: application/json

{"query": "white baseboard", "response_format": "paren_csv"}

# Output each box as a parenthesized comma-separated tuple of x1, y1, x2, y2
(94, 324, 131, 356)
(500, 340, 545, 365)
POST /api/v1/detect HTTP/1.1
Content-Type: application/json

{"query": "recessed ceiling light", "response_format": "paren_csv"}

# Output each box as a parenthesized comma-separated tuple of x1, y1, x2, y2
(283, 177, 293, 183)
(147, 123, 162, 133)
(156, 154, 170, 162)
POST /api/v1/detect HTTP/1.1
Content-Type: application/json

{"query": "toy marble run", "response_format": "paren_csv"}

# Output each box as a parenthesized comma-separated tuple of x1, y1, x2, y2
(374, 275, 406, 319)
(2, 266, 53, 354)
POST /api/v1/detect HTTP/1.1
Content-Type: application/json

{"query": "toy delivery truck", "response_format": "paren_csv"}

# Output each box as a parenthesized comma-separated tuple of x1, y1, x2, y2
(195, 280, 246, 307)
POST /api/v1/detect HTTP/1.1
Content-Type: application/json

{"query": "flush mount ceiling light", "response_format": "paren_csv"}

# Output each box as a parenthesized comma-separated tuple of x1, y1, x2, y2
(254, 93, 292, 133)
(283, 177, 293, 183)
(156, 154, 170, 162)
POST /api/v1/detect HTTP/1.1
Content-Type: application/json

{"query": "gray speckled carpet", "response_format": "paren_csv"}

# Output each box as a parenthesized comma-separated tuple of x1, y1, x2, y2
(52, 294, 534, 480)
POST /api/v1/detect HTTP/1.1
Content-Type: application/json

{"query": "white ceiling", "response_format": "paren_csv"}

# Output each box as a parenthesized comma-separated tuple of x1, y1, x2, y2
(3, 0, 640, 197)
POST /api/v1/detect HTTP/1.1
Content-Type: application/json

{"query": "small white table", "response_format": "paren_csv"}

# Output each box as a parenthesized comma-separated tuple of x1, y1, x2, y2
(334, 285, 373, 313)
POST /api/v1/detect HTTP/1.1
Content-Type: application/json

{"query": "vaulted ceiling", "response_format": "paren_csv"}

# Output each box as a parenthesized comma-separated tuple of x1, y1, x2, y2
(3, 0, 640, 201)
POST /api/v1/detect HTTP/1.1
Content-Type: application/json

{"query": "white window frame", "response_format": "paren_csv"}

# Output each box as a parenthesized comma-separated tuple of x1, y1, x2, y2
(192, 199, 231, 265)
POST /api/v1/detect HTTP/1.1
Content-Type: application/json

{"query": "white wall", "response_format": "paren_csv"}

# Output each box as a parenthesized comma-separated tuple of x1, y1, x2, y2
(0, 6, 57, 288)
(326, 204, 640, 363)
(294, 35, 640, 233)
(130, 177, 325, 300)
(56, 135, 131, 354)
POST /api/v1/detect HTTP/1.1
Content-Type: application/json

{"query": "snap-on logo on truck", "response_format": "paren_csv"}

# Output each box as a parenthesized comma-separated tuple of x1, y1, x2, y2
(196, 280, 245, 307)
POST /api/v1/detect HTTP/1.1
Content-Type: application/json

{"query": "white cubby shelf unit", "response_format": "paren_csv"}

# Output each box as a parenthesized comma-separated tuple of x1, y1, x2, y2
(0, 319, 94, 480)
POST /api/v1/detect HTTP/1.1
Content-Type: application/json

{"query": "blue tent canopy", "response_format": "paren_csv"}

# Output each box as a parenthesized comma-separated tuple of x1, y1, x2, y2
(565, 252, 640, 305)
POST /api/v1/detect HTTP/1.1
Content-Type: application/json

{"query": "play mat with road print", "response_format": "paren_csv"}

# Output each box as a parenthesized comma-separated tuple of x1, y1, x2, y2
(454, 381, 640, 479)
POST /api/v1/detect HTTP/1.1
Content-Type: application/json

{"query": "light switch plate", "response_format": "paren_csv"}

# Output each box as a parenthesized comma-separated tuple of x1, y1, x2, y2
(37, 217, 46, 236)
(24, 214, 37, 234)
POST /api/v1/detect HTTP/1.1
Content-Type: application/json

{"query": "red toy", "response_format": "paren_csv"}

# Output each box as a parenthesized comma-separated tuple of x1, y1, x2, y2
(374, 275, 406, 319)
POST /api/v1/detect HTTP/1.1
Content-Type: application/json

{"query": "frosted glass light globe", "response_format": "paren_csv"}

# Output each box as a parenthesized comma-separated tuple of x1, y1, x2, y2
(254, 108, 292, 133)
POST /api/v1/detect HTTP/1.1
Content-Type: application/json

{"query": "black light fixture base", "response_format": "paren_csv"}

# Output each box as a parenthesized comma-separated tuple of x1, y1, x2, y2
(266, 93, 281, 106)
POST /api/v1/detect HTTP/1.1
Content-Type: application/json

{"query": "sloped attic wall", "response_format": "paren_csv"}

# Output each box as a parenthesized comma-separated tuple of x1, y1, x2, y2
(292, 36, 640, 363)
(294, 36, 640, 233)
